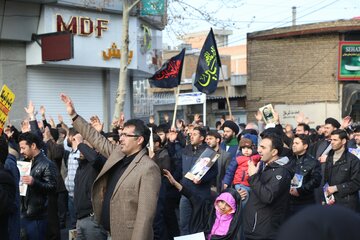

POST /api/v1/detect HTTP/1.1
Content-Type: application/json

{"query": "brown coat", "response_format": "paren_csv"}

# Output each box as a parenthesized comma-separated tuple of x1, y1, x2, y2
(73, 116, 161, 240)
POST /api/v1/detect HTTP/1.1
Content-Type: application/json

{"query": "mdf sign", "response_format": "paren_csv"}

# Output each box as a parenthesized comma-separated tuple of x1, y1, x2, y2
(56, 14, 109, 37)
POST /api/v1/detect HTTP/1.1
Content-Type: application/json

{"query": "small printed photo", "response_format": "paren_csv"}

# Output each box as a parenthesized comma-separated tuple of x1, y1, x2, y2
(259, 104, 276, 124)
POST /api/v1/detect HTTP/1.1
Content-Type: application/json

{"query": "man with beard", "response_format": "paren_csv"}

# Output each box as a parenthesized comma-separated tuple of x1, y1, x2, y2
(205, 130, 231, 193)
(19, 132, 57, 240)
(64, 128, 80, 229)
(220, 120, 240, 160)
(179, 127, 217, 235)
(309, 118, 341, 203)
(157, 124, 183, 238)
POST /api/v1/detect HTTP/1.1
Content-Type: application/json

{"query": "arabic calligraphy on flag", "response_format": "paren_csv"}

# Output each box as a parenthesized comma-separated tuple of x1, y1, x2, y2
(149, 48, 185, 88)
(194, 28, 222, 94)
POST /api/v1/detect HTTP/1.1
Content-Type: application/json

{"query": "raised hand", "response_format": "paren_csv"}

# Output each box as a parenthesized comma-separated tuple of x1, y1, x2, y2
(90, 115, 103, 132)
(60, 93, 76, 117)
(39, 105, 46, 119)
(58, 115, 64, 123)
(49, 116, 56, 128)
(255, 110, 263, 122)
(24, 100, 35, 120)
(341, 116, 352, 129)
(295, 112, 305, 124)
(248, 160, 260, 176)
(273, 109, 280, 124)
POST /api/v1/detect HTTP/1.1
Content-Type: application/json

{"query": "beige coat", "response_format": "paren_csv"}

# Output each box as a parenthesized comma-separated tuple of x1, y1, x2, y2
(73, 116, 161, 240)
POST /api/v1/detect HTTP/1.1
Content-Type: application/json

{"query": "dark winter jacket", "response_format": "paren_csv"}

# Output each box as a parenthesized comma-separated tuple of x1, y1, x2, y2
(5, 154, 20, 240)
(243, 157, 292, 240)
(290, 153, 322, 205)
(181, 143, 217, 198)
(0, 164, 16, 240)
(74, 143, 106, 219)
(324, 149, 360, 211)
(21, 152, 57, 219)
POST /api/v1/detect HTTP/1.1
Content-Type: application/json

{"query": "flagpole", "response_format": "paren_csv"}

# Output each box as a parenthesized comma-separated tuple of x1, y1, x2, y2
(172, 86, 180, 129)
(220, 66, 233, 118)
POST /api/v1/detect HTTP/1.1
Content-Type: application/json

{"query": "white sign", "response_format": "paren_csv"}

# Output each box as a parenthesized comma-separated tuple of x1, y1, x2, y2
(178, 92, 206, 106)
(174, 232, 205, 240)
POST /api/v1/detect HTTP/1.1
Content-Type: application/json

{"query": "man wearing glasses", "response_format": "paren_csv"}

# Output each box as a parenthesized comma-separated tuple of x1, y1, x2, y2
(60, 94, 161, 240)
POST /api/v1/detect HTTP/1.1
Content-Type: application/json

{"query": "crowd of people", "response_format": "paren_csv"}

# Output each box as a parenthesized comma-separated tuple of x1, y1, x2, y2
(1, 94, 360, 240)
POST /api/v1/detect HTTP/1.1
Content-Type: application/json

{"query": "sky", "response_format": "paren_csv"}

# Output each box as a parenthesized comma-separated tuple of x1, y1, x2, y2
(163, 0, 360, 48)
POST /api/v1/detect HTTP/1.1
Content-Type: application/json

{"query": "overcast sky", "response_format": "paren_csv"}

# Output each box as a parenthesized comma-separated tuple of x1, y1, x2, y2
(163, 0, 360, 48)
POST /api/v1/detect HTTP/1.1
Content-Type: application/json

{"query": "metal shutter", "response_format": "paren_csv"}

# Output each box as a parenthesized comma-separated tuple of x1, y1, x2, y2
(27, 67, 104, 125)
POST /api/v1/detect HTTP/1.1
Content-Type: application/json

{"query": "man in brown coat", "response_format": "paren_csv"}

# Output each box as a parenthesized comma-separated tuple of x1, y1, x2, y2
(60, 94, 161, 240)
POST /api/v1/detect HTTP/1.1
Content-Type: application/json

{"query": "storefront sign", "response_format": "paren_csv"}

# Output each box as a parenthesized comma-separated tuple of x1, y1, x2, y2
(102, 43, 133, 64)
(56, 14, 109, 37)
(338, 41, 360, 81)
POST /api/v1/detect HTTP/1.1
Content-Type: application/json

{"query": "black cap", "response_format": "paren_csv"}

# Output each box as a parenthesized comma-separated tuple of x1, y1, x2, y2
(222, 120, 240, 136)
(325, 117, 341, 129)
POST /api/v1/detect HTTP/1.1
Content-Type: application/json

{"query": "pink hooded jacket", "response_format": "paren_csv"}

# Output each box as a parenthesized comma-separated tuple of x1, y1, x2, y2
(208, 192, 236, 239)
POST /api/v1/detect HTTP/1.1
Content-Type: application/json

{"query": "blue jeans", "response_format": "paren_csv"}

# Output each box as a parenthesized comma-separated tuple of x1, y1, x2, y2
(179, 195, 193, 235)
(68, 195, 77, 229)
(235, 184, 251, 206)
(76, 215, 107, 240)
(21, 217, 48, 240)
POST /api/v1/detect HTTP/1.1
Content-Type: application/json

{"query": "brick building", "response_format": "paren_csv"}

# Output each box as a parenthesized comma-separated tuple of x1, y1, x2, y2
(246, 19, 360, 126)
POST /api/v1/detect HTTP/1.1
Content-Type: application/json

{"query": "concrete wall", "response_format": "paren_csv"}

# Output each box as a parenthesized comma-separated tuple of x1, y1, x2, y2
(0, 41, 27, 127)
(247, 33, 340, 122)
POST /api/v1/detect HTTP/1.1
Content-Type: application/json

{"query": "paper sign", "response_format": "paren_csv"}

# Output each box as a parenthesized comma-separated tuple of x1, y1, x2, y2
(17, 160, 32, 196)
(0, 84, 15, 134)
(291, 173, 304, 188)
(174, 232, 205, 240)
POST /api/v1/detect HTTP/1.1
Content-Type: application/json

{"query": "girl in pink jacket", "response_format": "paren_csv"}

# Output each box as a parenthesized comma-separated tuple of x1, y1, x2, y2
(207, 192, 237, 239)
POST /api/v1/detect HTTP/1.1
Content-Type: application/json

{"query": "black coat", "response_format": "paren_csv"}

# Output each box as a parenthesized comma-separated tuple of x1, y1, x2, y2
(0, 165, 16, 240)
(243, 157, 292, 240)
(74, 143, 105, 219)
(324, 149, 360, 211)
(21, 152, 57, 219)
(290, 153, 322, 205)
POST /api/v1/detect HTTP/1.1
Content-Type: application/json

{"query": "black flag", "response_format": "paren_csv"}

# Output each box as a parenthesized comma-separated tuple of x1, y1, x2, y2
(194, 28, 222, 94)
(149, 48, 185, 88)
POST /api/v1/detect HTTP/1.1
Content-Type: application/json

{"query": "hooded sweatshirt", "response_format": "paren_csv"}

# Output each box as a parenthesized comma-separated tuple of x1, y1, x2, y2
(208, 192, 236, 239)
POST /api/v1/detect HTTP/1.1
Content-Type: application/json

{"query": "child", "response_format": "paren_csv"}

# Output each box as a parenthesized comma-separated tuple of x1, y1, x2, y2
(163, 169, 243, 239)
(223, 134, 261, 205)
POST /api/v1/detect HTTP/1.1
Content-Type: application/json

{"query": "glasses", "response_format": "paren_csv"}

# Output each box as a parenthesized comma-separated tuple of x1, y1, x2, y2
(119, 133, 140, 138)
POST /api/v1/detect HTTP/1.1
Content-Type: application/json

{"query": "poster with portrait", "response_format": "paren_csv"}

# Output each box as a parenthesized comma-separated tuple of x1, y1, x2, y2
(185, 148, 220, 181)
(17, 160, 32, 196)
(259, 104, 276, 124)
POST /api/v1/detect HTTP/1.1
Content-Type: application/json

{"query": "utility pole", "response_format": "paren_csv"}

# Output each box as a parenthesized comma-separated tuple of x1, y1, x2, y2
(113, 0, 140, 122)
(292, 6, 297, 26)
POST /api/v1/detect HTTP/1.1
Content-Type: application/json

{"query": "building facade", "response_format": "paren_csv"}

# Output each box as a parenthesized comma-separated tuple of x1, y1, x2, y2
(0, 0, 164, 129)
(246, 19, 360, 126)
